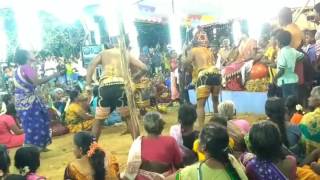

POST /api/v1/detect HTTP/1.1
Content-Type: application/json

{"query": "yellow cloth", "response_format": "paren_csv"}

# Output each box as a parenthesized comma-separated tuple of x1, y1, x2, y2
(264, 47, 277, 83)
(283, 23, 303, 49)
(297, 165, 320, 180)
(65, 103, 95, 133)
(193, 138, 235, 161)
(66, 151, 119, 180)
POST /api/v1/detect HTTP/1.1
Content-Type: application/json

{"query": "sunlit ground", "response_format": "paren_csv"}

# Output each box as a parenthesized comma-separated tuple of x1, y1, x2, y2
(8, 107, 265, 179)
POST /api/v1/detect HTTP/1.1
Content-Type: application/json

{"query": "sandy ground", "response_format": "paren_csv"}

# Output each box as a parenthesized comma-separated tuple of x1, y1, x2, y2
(8, 107, 265, 179)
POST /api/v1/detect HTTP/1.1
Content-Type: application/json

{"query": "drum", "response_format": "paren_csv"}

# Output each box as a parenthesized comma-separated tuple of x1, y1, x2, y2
(134, 79, 152, 109)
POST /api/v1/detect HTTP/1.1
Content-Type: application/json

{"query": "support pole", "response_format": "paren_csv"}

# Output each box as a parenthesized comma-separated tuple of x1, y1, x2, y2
(117, 10, 140, 140)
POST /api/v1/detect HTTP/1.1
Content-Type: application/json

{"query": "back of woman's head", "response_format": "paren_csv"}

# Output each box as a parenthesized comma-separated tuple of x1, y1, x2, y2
(249, 121, 283, 161)
(74, 132, 105, 180)
(68, 90, 80, 102)
(14, 147, 40, 174)
(265, 97, 289, 146)
(15, 49, 30, 65)
(178, 104, 197, 127)
(0, 145, 10, 178)
(218, 101, 235, 120)
(309, 86, 320, 108)
(143, 112, 165, 135)
(209, 115, 228, 127)
(285, 95, 299, 114)
(200, 123, 229, 163)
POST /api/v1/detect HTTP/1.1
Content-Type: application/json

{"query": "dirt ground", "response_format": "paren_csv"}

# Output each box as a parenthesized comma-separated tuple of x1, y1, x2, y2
(8, 107, 265, 179)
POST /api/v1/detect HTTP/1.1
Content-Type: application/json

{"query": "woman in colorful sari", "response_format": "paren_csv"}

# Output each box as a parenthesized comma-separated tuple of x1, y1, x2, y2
(222, 38, 258, 90)
(14, 49, 63, 151)
(122, 112, 183, 180)
(64, 131, 120, 180)
(170, 104, 198, 165)
(300, 86, 320, 154)
(65, 90, 95, 133)
(167, 122, 248, 180)
(240, 121, 297, 180)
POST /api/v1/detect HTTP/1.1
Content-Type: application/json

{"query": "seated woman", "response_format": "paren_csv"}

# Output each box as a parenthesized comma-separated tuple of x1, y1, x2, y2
(285, 95, 304, 125)
(122, 112, 183, 179)
(218, 101, 250, 153)
(266, 97, 303, 161)
(193, 115, 236, 162)
(170, 104, 198, 165)
(0, 102, 24, 148)
(240, 121, 296, 180)
(300, 86, 320, 154)
(65, 90, 95, 133)
(167, 122, 248, 180)
(64, 131, 120, 179)
(14, 147, 46, 179)
(0, 144, 10, 179)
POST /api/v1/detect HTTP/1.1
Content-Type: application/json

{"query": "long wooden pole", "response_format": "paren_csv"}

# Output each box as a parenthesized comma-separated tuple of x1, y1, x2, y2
(117, 10, 140, 140)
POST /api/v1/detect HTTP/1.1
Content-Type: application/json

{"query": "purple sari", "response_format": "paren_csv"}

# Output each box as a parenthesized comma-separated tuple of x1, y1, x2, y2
(240, 153, 288, 180)
(14, 65, 51, 148)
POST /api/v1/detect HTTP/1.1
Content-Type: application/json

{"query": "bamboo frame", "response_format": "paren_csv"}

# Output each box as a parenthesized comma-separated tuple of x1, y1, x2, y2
(117, 11, 141, 140)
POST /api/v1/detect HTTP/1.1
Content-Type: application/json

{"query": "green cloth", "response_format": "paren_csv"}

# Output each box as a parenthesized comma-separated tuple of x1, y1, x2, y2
(276, 46, 303, 86)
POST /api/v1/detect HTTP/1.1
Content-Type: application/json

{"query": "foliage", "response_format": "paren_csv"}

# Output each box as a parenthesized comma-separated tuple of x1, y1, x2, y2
(0, 8, 18, 63)
(38, 11, 86, 59)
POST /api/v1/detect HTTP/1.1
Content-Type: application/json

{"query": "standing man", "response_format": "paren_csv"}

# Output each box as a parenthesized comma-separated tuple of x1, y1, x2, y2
(186, 28, 221, 128)
(86, 42, 148, 140)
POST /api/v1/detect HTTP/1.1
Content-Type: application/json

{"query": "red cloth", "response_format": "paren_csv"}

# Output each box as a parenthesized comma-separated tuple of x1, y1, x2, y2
(141, 136, 182, 165)
(295, 61, 304, 85)
(0, 115, 24, 148)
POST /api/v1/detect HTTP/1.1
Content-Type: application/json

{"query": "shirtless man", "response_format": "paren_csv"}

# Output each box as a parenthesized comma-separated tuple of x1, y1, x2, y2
(86, 46, 147, 140)
(187, 28, 221, 128)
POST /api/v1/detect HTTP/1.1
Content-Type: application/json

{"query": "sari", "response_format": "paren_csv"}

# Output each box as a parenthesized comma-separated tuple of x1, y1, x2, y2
(65, 103, 95, 133)
(297, 159, 320, 180)
(240, 153, 295, 180)
(122, 136, 179, 180)
(176, 154, 248, 180)
(64, 151, 120, 180)
(299, 108, 320, 154)
(14, 65, 51, 148)
(222, 39, 257, 90)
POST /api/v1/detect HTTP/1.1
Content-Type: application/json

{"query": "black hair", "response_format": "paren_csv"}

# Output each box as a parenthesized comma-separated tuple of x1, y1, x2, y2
(15, 49, 30, 65)
(315, 3, 320, 14)
(68, 90, 80, 102)
(178, 104, 197, 127)
(4, 174, 26, 180)
(92, 86, 99, 97)
(6, 103, 17, 117)
(14, 147, 40, 175)
(0, 145, 10, 178)
(285, 95, 301, 117)
(200, 123, 240, 179)
(265, 97, 289, 147)
(74, 132, 106, 180)
(249, 120, 284, 161)
(279, 7, 292, 26)
(276, 30, 292, 47)
(2, 94, 12, 105)
(209, 115, 228, 127)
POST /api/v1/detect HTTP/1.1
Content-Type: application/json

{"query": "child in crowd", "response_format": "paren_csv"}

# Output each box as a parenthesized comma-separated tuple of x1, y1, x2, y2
(14, 147, 46, 180)
(0, 144, 10, 179)
(286, 95, 304, 125)
(64, 131, 120, 179)
(170, 104, 199, 165)
(274, 30, 304, 98)
(241, 121, 297, 180)
(303, 30, 317, 65)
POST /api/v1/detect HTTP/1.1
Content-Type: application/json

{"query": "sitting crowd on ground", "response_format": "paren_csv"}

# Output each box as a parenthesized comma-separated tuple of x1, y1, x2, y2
(3, 86, 320, 179)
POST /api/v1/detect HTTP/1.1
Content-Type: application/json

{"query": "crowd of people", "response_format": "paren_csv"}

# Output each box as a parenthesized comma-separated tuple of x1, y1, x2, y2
(3, 2, 320, 180)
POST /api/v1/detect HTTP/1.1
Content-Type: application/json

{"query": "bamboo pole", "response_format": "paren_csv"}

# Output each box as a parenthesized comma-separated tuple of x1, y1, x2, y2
(117, 10, 140, 140)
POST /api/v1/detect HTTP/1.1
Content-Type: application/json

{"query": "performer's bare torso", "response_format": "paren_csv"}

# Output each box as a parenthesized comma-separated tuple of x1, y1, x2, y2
(190, 47, 214, 71)
(99, 48, 125, 79)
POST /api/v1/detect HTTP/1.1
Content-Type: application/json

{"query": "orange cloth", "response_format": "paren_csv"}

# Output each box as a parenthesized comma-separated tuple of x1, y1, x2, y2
(290, 113, 303, 125)
(297, 165, 320, 180)
(283, 23, 303, 49)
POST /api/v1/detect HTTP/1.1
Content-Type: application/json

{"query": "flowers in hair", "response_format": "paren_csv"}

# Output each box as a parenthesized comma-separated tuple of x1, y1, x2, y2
(87, 142, 103, 158)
